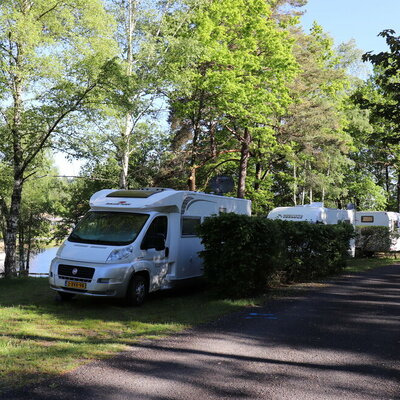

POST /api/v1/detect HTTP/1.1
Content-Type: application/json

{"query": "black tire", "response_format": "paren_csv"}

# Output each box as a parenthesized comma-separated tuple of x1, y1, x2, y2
(125, 274, 147, 306)
(56, 292, 75, 301)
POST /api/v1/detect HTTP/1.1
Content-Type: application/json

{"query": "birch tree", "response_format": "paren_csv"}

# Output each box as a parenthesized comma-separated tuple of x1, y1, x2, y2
(103, 0, 186, 189)
(0, 0, 118, 276)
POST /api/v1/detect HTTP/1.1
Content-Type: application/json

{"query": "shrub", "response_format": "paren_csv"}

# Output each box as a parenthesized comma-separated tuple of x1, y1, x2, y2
(355, 226, 395, 255)
(198, 214, 286, 298)
(198, 214, 354, 298)
(282, 221, 354, 282)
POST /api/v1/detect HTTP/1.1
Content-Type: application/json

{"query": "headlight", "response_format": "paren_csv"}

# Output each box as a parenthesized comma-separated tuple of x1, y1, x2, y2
(106, 246, 134, 262)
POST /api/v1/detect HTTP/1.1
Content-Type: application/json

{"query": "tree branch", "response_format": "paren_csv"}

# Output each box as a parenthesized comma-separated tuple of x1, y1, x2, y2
(21, 83, 98, 175)
(36, 1, 64, 21)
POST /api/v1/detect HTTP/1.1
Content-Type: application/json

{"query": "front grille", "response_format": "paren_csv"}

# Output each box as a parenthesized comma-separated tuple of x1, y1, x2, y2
(58, 264, 95, 279)
(58, 275, 91, 283)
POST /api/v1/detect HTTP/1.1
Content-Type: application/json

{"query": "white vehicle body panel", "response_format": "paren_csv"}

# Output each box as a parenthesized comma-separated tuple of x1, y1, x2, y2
(49, 188, 251, 299)
(267, 203, 355, 225)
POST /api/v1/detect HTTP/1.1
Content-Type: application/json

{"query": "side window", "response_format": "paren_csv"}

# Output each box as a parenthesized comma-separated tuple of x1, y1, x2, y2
(182, 217, 201, 237)
(141, 216, 168, 250)
(361, 216, 374, 223)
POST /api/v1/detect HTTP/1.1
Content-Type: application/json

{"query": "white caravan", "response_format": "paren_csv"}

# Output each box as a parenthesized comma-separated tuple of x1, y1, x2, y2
(267, 203, 356, 256)
(49, 188, 251, 305)
(355, 211, 400, 251)
(267, 203, 355, 225)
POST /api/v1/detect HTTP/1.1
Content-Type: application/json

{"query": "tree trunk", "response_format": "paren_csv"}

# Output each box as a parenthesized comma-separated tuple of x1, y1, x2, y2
(119, 115, 132, 189)
(119, 0, 136, 189)
(293, 162, 297, 205)
(253, 140, 262, 191)
(18, 222, 25, 275)
(187, 109, 204, 192)
(254, 163, 261, 191)
(25, 212, 33, 273)
(397, 172, 400, 213)
(209, 121, 217, 158)
(4, 179, 23, 277)
(188, 167, 196, 191)
(5, 39, 25, 276)
(237, 128, 251, 199)
(385, 165, 390, 196)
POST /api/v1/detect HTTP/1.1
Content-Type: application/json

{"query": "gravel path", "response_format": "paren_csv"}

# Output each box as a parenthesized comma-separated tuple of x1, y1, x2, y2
(3, 265, 400, 400)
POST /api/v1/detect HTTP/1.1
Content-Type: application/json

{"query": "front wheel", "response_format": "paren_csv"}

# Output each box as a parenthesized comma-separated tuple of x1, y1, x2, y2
(125, 274, 147, 306)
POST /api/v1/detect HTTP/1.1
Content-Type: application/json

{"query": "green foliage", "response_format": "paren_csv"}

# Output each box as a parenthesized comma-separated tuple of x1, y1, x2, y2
(0, 0, 121, 275)
(272, 24, 353, 207)
(344, 170, 387, 210)
(355, 226, 395, 255)
(198, 214, 354, 298)
(198, 214, 286, 297)
(352, 29, 400, 211)
(52, 168, 117, 240)
(165, 0, 299, 195)
(281, 220, 354, 282)
(362, 30, 400, 131)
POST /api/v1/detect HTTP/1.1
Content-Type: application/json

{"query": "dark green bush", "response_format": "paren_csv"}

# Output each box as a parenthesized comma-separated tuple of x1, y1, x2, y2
(198, 214, 286, 298)
(198, 214, 354, 298)
(282, 221, 354, 282)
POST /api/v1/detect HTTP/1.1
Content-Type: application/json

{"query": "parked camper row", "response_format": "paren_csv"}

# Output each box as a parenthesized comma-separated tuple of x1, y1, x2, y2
(267, 204, 400, 253)
(49, 187, 400, 305)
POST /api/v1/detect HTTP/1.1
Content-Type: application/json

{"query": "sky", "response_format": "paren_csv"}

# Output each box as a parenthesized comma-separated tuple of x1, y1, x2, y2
(301, 0, 400, 54)
(55, 0, 400, 176)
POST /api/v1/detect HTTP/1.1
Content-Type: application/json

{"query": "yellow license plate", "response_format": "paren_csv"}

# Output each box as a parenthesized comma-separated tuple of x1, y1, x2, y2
(65, 281, 87, 289)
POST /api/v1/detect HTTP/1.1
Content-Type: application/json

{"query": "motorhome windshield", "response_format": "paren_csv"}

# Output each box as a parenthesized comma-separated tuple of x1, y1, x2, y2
(69, 212, 149, 246)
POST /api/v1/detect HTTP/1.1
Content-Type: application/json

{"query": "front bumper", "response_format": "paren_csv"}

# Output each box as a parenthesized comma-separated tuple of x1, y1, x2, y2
(49, 257, 134, 298)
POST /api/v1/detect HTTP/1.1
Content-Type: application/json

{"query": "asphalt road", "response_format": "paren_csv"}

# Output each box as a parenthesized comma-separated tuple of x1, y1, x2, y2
(3, 265, 400, 400)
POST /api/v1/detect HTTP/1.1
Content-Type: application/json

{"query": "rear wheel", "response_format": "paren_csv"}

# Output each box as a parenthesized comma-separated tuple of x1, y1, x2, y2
(125, 274, 147, 306)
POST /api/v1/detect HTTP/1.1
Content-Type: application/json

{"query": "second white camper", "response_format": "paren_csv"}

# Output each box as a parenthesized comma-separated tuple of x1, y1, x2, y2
(267, 203, 356, 256)
(267, 202, 355, 225)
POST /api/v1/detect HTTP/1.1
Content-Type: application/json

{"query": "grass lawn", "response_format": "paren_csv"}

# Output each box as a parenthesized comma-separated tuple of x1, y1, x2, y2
(0, 257, 397, 392)
(344, 256, 399, 273)
(0, 278, 260, 392)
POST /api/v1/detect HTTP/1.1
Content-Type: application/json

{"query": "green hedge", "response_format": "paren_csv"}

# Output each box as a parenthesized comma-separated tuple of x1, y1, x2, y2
(198, 214, 354, 298)
(355, 225, 396, 255)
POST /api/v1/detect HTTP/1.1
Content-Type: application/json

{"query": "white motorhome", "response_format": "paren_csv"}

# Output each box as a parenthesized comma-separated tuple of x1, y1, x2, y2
(267, 203, 356, 256)
(355, 211, 400, 252)
(49, 188, 251, 305)
(267, 203, 355, 225)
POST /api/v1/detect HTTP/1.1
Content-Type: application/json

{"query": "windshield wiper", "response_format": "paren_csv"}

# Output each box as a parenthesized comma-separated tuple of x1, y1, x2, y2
(68, 234, 116, 245)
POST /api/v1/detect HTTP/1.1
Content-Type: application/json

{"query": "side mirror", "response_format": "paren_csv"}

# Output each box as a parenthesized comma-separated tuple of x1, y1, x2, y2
(141, 233, 165, 251)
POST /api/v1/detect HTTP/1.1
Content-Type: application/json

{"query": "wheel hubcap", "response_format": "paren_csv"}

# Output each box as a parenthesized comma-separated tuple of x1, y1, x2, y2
(135, 282, 145, 302)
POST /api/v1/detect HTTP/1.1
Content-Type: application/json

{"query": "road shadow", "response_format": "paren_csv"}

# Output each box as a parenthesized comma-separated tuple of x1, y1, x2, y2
(1, 265, 399, 399)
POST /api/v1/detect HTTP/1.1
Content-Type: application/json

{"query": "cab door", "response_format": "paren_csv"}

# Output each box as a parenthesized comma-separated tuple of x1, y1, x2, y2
(140, 215, 169, 290)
